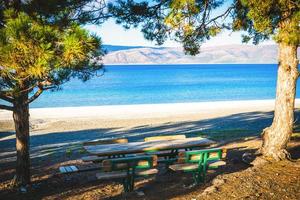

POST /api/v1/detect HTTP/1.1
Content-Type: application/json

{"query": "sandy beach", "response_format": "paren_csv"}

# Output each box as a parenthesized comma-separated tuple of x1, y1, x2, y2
(0, 99, 289, 120)
(1, 100, 300, 200)
(1, 99, 300, 142)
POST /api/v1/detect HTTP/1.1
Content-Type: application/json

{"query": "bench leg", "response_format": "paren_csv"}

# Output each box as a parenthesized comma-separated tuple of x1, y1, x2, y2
(192, 164, 206, 185)
(122, 169, 136, 192)
(123, 178, 130, 192)
(122, 175, 135, 192)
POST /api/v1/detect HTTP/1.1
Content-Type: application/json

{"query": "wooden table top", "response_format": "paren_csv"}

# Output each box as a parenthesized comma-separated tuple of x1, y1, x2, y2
(84, 137, 215, 157)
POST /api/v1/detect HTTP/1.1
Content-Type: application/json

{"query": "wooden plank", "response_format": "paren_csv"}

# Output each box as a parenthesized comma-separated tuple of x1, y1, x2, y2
(84, 137, 214, 157)
(208, 160, 226, 167)
(83, 138, 128, 146)
(169, 161, 226, 172)
(96, 169, 158, 180)
(136, 168, 158, 176)
(144, 135, 186, 142)
(178, 148, 226, 160)
(81, 156, 105, 162)
(222, 149, 227, 158)
(102, 155, 157, 172)
(169, 163, 198, 171)
(146, 149, 185, 157)
(96, 171, 127, 180)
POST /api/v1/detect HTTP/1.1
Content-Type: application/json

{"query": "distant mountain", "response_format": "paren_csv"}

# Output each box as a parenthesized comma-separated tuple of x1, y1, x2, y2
(102, 44, 299, 64)
(102, 45, 147, 52)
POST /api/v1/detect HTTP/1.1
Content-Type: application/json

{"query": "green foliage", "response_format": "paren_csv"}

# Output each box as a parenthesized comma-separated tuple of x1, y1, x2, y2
(109, 0, 299, 55)
(109, 0, 226, 55)
(0, 7, 104, 104)
(233, 0, 300, 45)
(108, 0, 169, 45)
(0, 0, 107, 28)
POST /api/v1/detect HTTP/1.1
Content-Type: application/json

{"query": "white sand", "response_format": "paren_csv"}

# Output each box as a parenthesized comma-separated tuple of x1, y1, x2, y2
(2, 99, 299, 120)
(1, 99, 299, 137)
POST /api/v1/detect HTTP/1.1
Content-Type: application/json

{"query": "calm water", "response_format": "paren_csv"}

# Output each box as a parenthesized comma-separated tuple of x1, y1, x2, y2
(9, 64, 300, 108)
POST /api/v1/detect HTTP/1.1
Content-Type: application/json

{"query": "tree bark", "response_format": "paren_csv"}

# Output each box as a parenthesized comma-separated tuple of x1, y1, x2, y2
(12, 92, 30, 186)
(261, 43, 299, 161)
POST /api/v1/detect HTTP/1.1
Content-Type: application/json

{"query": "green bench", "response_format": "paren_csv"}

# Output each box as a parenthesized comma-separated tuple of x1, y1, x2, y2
(96, 155, 158, 192)
(169, 148, 227, 185)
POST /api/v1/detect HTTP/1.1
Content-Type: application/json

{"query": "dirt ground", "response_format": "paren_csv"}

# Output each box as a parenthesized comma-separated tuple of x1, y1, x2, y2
(0, 137, 299, 200)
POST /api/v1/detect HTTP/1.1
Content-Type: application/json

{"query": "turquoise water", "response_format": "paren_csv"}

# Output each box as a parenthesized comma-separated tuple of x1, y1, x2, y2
(5, 64, 300, 108)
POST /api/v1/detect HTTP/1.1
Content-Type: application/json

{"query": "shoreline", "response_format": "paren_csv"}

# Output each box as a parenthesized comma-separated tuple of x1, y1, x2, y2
(104, 63, 278, 65)
(1, 99, 299, 147)
(1, 99, 300, 121)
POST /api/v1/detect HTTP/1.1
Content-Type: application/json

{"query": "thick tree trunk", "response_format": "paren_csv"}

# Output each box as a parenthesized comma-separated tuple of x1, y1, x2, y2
(261, 43, 299, 161)
(12, 93, 30, 186)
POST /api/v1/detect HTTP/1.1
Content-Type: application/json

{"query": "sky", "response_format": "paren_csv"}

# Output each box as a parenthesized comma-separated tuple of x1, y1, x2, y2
(85, 0, 276, 48)
(85, 19, 275, 48)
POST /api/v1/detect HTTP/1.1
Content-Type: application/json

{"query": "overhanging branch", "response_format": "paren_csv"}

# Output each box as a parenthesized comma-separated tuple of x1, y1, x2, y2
(25, 84, 56, 105)
(26, 88, 43, 105)
(0, 93, 13, 103)
(0, 104, 13, 111)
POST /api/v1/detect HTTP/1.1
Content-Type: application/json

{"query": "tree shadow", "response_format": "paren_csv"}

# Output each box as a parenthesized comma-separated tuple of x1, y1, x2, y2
(0, 109, 300, 199)
(0, 131, 14, 139)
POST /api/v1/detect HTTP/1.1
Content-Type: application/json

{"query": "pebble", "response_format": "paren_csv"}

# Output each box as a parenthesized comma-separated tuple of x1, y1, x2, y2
(212, 178, 225, 186)
(202, 186, 217, 195)
(136, 190, 145, 196)
(19, 186, 27, 193)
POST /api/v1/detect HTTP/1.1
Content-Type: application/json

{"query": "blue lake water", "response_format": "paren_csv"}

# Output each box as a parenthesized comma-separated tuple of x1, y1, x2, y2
(6, 64, 300, 108)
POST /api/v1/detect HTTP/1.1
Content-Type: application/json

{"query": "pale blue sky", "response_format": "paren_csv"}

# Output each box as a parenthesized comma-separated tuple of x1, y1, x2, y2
(85, 18, 275, 47)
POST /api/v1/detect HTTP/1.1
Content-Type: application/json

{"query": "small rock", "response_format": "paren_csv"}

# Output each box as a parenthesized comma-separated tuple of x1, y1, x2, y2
(19, 186, 27, 193)
(242, 152, 256, 164)
(251, 157, 269, 167)
(212, 178, 225, 186)
(255, 193, 262, 197)
(136, 190, 145, 197)
(202, 186, 217, 195)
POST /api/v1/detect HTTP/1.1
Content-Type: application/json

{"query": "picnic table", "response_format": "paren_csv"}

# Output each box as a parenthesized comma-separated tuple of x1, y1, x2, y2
(84, 137, 215, 157)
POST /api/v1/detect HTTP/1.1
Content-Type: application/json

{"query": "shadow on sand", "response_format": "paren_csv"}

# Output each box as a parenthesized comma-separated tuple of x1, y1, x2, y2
(0, 110, 300, 199)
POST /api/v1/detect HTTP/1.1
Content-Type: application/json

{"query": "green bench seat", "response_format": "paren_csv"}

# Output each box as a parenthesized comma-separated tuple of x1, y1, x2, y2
(96, 168, 158, 180)
(96, 155, 158, 192)
(169, 148, 227, 185)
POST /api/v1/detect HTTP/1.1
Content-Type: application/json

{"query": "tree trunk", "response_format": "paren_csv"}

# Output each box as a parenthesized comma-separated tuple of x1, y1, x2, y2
(261, 43, 299, 161)
(12, 93, 30, 186)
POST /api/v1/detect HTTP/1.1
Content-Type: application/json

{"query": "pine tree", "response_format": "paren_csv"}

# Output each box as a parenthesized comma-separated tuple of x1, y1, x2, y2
(0, 1, 105, 187)
(109, 0, 299, 160)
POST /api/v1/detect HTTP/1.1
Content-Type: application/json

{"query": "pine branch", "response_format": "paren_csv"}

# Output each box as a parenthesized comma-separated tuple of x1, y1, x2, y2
(25, 85, 55, 105)
(0, 104, 13, 111)
(26, 88, 43, 105)
(0, 93, 13, 103)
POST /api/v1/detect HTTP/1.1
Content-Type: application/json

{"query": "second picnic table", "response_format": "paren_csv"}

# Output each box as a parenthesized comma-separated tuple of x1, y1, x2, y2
(83, 137, 215, 157)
